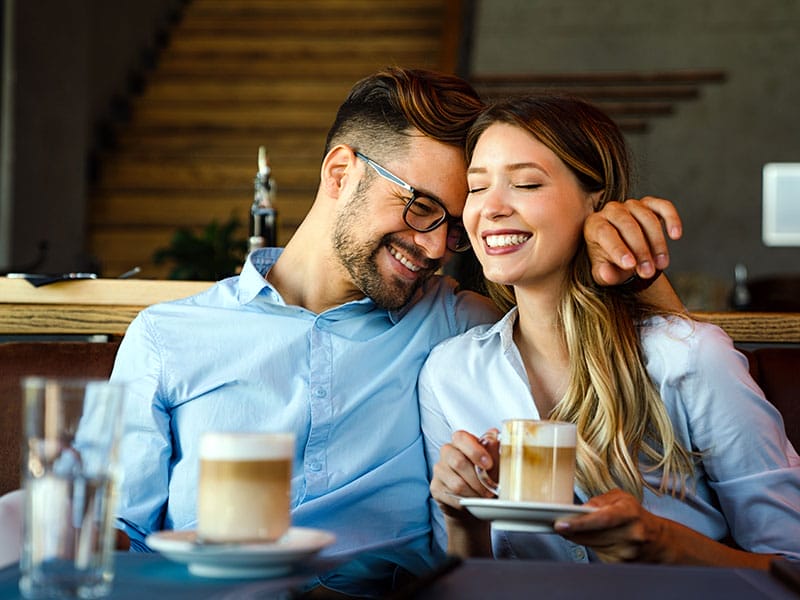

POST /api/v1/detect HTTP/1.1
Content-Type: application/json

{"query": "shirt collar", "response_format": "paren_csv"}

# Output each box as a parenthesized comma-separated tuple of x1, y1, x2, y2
(236, 247, 392, 319)
(236, 248, 284, 305)
(474, 306, 519, 353)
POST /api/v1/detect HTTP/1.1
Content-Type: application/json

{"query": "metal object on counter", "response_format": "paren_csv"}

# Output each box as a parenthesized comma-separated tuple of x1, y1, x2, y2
(249, 146, 278, 253)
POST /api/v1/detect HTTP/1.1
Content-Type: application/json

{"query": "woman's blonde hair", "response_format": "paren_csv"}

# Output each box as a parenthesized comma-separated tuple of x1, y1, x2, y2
(465, 96, 695, 499)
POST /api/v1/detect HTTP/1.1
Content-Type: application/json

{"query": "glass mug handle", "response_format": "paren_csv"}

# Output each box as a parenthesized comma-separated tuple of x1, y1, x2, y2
(473, 429, 500, 496)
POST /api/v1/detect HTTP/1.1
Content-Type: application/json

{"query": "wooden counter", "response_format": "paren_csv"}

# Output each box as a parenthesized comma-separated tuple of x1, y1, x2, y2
(0, 277, 214, 336)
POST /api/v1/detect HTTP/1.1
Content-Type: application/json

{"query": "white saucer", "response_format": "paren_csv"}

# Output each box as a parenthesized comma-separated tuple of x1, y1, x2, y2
(146, 527, 336, 578)
(460, 498, 596, 533)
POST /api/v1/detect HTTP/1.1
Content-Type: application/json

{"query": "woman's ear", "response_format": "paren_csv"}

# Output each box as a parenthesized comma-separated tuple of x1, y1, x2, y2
(589, 190, 604, 212)
(321, 145, 357, 199)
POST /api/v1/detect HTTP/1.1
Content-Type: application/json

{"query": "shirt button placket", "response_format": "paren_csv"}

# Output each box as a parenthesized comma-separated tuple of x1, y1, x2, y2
(305, 320, 333, 493)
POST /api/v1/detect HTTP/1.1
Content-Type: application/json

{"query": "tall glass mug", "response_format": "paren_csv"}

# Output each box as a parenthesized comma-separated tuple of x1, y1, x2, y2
(19, 377, 126, 599)
(477, 420, 577, 504)
(197, 432, 294, 543)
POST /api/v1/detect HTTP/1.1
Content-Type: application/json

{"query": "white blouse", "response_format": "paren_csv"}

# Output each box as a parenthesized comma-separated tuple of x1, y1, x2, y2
(419, 309, 800, 561)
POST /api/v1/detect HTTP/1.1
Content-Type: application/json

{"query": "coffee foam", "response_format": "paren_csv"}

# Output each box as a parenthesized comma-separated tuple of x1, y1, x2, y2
(200, 432, 295, 461)
(504, 421, 576, 447)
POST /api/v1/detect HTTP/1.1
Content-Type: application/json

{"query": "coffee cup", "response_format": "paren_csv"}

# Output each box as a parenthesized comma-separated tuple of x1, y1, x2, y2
(476, 419, 576, 504)
(197, 432, 294, 543)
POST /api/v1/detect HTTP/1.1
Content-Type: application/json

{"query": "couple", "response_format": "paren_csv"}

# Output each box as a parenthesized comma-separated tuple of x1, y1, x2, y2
(109, 67, 798, 571)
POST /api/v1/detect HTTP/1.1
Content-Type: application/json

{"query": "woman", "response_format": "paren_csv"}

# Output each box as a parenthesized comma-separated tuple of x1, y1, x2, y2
(418, 95, 800, 568)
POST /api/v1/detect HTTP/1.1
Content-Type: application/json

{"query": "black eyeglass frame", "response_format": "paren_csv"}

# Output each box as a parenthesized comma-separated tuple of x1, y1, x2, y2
(354, 151, 471, 252)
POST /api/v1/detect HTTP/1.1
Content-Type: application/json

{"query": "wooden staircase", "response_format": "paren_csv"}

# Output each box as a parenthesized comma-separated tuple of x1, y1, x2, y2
(89, 0, 462, 279)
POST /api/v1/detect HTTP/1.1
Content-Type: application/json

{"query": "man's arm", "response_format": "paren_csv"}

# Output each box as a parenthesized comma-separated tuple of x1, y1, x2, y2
(584, 196, 685, 313)
(109, 313, 173, 551)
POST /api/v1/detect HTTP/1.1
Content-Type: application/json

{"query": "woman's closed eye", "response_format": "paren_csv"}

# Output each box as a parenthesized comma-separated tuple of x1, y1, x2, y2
(515, 183, 542, 190)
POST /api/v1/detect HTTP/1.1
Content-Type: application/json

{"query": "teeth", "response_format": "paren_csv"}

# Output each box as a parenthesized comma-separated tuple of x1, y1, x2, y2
(485, 234, 531, 248)
(389, 247, 421, 272)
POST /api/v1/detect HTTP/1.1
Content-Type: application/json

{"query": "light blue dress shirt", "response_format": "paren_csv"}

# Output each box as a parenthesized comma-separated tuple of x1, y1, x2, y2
(419, 309, 800, 561)
(109, 248, 499, 568)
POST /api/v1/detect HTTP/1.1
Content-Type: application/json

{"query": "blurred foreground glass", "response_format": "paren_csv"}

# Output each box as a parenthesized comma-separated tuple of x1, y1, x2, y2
(19, 378, 126, 599)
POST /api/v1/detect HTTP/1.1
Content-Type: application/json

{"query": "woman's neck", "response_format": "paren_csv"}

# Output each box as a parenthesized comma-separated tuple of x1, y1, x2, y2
(513, 284, 571, 418)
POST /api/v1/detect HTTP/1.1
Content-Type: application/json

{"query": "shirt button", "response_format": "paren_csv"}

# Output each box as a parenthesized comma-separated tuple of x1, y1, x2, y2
(313, 387, 327, 398)
(308, 462, 322, 472)
(571, 546, 587, 561)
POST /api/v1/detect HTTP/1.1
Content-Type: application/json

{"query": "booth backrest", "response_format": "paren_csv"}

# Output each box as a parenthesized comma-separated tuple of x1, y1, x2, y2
(0, 335, 798, 496)
(741, 347, 800, 451)
(0, 341, 121, 495)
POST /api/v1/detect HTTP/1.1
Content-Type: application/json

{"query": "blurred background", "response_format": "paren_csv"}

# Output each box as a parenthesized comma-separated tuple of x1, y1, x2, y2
(1, 0, 798, 310)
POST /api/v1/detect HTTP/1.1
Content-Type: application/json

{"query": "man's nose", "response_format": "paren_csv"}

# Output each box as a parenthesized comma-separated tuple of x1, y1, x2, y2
(414, 224, 448, 259)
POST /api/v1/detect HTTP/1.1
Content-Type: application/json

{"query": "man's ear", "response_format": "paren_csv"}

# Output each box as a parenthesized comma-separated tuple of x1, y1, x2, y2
(321, 145, 357, 199)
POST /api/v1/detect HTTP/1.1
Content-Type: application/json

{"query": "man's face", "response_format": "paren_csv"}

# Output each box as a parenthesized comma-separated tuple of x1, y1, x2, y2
(332, 136, 468, 310)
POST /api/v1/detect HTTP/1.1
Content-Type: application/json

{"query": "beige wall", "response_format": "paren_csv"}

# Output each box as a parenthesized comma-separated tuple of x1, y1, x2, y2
(471, 0, 800, 309)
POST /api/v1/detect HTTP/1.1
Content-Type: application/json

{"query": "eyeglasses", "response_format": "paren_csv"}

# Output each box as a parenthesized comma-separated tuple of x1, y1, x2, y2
(355, 151, 471, 253)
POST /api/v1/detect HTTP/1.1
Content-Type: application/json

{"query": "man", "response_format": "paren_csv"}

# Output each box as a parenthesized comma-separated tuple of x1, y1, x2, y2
(110, 68, 682, 570)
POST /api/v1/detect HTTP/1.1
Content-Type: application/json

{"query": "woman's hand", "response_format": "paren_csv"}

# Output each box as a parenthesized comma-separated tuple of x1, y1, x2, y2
(553, 488, 776, 569)
(553, 489, 672, 563)
(430, 429, 499, 557)
(430, 429, 498, 514)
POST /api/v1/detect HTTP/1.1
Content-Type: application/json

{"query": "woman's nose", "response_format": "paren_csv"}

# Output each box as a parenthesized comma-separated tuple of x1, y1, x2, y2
(480, 187, 513, 219)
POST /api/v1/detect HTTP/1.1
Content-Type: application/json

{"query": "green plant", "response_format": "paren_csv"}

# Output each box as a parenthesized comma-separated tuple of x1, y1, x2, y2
(153, 216, 248, 281)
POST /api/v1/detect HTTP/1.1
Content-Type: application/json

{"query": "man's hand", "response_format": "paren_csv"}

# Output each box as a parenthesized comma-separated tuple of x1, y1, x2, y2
(584, 197, 683, 286)
(115, 529, 131, 551)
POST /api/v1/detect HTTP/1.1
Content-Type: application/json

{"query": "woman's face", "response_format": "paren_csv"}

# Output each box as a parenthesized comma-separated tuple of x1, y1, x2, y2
(464, 122, 599, 291)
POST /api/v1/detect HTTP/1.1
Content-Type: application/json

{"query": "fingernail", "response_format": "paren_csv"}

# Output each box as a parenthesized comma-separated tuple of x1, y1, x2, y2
(670, 226, 682, 238)
(654, 253, 669, 269)
(553, 520, 570, 532)
(480, 455, 491, 467)
(621, 253, 636, 269)
(638, 261, 654, 278)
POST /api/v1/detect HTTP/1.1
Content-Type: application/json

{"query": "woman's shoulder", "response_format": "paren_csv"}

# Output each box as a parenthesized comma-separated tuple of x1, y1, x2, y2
(640, 314, 733, 353)
(640, 314, 746, 380)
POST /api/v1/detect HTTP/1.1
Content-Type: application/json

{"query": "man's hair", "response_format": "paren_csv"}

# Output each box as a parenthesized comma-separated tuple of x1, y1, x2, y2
(324, 66, 484, 161)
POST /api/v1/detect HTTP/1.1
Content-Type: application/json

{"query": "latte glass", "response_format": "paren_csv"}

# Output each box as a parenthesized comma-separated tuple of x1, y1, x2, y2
(477, 419, 577, 504)
(197, 432, 294, 543)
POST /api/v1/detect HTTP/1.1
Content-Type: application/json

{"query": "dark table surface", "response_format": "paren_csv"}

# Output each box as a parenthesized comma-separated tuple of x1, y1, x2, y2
(1, 552, 797, 599)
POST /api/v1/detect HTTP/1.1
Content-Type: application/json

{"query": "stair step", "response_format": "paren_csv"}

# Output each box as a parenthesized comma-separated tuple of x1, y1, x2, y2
(90, 190, 313, 227)
(107, 130, 329, 156)
(130, 104, 338, 128)
(94, 157, 319, 190)
(139, 79, 353, 103)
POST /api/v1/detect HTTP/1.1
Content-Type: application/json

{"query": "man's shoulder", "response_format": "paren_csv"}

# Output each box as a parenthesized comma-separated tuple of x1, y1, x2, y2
(138, 277, 240, 320)
(414, 275, 500, 324)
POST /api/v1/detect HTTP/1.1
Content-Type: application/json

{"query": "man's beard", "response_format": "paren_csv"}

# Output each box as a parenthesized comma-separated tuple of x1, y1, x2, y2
(332, 179, 439, 310)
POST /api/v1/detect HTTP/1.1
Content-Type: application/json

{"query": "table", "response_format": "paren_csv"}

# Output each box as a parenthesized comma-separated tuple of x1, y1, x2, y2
(416, 559, 798, 599)
(1, 553, 796, 599)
